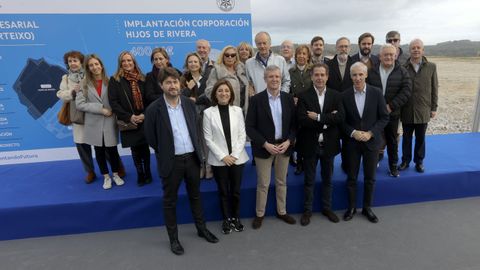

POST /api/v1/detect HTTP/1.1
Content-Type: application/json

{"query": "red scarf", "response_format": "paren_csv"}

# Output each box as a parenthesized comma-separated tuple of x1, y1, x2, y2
(123, 70, 144, 111)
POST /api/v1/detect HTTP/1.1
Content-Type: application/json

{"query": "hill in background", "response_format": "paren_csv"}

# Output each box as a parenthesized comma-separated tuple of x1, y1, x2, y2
(271, 40, 480, 57)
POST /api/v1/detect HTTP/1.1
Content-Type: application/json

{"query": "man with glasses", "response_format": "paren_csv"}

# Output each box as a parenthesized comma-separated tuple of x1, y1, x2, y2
(326, 37, 354, 93)
(385, 31, 409, 65)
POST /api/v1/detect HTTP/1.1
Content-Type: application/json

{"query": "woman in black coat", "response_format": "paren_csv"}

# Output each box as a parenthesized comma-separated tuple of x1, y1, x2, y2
(108, 51, 152, 186)
(144, 47, 181, 105)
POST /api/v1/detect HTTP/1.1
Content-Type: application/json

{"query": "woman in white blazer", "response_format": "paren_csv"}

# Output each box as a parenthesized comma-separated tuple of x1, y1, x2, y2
(76, 54, 124, 190)
(203, 80, 249, 234)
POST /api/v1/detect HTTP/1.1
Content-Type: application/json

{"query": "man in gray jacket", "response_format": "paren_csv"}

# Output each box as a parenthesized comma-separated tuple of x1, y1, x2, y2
(245, 31, 291, 95)
(398, 39, 438, 173)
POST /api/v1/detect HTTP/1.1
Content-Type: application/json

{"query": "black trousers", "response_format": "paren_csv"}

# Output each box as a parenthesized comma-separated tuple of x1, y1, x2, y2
(131, 144, 151, 177)
(402, 123, 428, 165)
(212, 163, 245, 219)
(383, 116, 400, 167)
(76, 143, 94, 173)
(344, 141, 378, 209)
(162, 153, 205, 237)
(94, 145, 121, 175)
(303, 145, 334, 212)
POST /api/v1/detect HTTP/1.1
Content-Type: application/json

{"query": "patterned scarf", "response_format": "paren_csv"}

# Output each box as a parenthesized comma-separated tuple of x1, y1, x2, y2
(123, 70, 144, 111)
(67, 68, 84, 83)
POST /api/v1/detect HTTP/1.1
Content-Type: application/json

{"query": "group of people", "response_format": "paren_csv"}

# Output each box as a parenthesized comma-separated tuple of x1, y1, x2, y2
(57, 29, 438, 255)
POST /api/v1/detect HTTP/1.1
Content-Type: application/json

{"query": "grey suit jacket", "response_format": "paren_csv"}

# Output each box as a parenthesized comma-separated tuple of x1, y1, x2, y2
(76, 80, 118, 147)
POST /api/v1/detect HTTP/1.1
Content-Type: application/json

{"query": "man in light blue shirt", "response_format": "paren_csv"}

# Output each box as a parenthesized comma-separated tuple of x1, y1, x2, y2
(144, 67, 218, 255)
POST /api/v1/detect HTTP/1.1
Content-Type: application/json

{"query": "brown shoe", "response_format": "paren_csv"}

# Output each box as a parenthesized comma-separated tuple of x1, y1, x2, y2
(252, 216, 264, 229)
(85, 171, 96, 184)
(117, 166, 126, 178)
(276, 213, 296, 225)
(300, 212, 312, 226)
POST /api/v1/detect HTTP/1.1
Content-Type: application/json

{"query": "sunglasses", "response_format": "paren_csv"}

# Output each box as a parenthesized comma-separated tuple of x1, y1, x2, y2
(387, 38, 400, 43)
(224, 53, 237, 58)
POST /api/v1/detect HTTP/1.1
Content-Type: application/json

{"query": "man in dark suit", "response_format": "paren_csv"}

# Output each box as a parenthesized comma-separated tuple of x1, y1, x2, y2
(326, 37, 354, 93)
(144, 67, 218, 255)
(296, 63, 344, 226)
(367, 44, 411, 177)
(246, 65, 297, 229)
(341, 62, 389, 223)
(350, 32, 380, 69)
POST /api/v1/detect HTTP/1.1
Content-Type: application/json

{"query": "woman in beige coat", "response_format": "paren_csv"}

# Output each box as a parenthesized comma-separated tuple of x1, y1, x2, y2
(56, 51, 96, 182)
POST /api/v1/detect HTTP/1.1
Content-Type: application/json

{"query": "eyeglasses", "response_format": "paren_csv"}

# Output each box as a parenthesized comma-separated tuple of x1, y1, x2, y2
(387, 38, 400, 43)
(224, 53, 237, 58)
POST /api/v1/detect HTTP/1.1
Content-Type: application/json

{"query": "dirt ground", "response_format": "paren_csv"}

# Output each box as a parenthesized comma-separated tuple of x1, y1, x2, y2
(424, 57, 480, 134)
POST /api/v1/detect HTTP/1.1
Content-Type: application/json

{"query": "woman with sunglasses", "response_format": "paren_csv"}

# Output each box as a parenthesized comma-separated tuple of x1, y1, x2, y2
(205, 45, 249, 114)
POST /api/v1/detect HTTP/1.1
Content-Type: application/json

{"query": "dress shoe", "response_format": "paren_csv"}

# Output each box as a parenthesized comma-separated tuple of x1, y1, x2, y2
(398, 162, 410, 171)
(170, 239, 184, 255)
(252, 216, 264, 229)
(361, 208, 379, 223)
(276, 213, 296, 224)
(321, 209, 340, 223)
(197, 228, 219, 243)
(415, 163, 425, 173)
(343, 208, 357, 221)
(389, 165, 400, 178)
(300, 212, 312, 226)
(85, 171, 96, 184)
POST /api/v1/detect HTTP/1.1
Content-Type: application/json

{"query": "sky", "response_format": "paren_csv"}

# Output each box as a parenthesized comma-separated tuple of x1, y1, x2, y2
(250, 0, 480, 46)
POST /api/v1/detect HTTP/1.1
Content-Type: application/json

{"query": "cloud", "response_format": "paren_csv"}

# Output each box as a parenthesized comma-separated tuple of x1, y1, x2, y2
(251, 0, 480, 45)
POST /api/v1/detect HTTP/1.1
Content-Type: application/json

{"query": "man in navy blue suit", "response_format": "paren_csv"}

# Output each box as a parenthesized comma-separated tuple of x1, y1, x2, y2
(341, 62, 389, 223)
(144, 67, 218, 255)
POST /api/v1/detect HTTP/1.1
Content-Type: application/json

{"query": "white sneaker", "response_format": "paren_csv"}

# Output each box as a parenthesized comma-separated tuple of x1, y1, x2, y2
(112, 174, 125, 186)
(103, 176, 112, 190)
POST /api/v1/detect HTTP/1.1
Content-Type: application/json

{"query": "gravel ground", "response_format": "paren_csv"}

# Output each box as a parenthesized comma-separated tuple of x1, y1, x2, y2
(426, 57, 480, 134)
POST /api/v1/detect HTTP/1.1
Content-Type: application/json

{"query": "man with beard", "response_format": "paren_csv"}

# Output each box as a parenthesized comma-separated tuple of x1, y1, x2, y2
(351, 32, 379, 69)
(326, 37, 353, 93)
(310, 36, 330, 64)
(144, 67, 219, 255)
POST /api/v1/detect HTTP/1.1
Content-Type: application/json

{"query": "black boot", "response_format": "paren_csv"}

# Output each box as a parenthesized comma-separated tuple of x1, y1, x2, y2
(143, 152, 152, 184)
(132, 150, 146, 186)
(167, 229, 184, 255)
